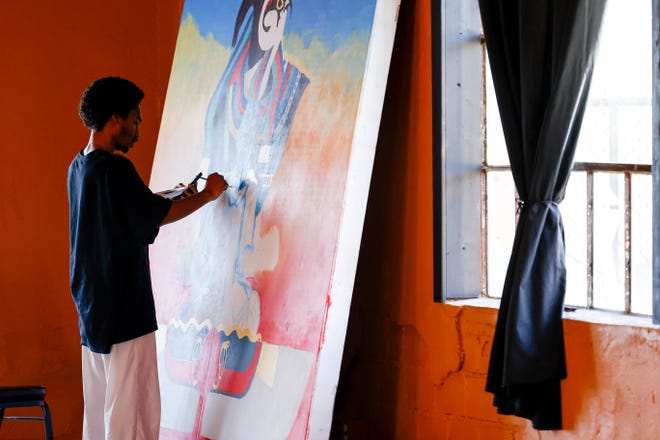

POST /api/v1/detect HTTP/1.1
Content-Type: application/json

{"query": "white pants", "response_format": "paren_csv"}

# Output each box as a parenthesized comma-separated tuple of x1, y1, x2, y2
(81, 332, 161, 440)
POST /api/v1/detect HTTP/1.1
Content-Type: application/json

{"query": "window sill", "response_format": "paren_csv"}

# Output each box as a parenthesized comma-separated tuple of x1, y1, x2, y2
(447, 297, 659, 329)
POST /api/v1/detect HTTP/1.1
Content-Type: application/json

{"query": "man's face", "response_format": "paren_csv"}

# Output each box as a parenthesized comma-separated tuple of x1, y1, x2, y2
(113, 105, 142, 153)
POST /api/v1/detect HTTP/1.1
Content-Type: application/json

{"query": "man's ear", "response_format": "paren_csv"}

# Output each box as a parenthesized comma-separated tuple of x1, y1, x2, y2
(108, 114, 121, 130)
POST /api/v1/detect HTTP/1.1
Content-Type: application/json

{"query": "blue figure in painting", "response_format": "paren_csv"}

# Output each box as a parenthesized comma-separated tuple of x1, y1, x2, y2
(200, 0, 309, 340)
(205, 0, 308, 209)
(164, 0, 309, 427)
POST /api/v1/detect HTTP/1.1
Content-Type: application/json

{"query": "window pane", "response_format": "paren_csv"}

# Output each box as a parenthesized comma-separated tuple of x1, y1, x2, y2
(631, 174, 652, 315)
(562, 172, 587, 308)
(573, 105, 612, 163)
(575, 0, 652, 165)
(486, 171, 516, 298)
(592, 173, 625, 312)
(485, 55, 509, 166)
(617, 107, 652, 164)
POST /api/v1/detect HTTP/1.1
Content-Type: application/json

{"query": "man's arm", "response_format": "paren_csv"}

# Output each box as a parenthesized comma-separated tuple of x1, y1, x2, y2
(159, 172, 228, 226)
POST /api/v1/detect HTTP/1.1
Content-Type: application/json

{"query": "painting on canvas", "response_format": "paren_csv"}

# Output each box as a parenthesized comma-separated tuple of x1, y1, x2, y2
(149, 0, 397, 438)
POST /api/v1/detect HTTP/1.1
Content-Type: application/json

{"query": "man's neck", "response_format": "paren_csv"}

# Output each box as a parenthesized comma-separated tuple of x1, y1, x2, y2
(84, 131, 115, 155)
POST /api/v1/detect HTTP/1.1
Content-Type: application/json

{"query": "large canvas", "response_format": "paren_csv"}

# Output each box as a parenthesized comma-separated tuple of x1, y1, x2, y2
(149, 1, 398, 438)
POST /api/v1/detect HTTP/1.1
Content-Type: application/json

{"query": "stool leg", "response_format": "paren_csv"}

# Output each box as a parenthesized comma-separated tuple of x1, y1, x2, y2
(41, 402, 53, 440)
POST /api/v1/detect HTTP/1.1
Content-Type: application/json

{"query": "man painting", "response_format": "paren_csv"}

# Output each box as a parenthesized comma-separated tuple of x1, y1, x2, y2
(68, 76, 228, 439)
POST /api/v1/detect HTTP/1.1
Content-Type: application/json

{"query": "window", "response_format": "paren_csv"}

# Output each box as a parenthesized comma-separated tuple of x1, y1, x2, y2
(433, 0, 659, 324)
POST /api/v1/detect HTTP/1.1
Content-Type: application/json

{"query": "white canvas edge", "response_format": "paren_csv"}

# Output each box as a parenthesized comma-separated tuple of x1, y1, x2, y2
(306, 1, 401, 438)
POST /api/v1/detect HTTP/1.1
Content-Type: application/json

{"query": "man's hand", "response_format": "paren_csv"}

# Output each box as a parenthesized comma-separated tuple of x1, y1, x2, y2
(159, 172, 229, 227)
(202, 172, 229, 200)
(171, 182, 198, 200)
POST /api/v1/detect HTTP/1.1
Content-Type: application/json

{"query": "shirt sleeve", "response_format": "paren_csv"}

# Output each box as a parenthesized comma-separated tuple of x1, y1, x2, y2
(106, 156, 172, 245)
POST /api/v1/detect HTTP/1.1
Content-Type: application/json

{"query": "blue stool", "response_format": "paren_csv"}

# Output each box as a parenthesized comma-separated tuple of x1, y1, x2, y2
(0, 386, 53, 439)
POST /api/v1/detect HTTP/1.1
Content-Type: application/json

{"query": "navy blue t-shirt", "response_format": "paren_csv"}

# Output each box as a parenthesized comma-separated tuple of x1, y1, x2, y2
(67, 149, 172, 353)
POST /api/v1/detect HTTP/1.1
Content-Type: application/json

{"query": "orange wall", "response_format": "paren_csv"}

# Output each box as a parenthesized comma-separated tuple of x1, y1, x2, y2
(334, 0, 660, 439)
(1, 1, 658, 440)
(0, 1, 183, 438)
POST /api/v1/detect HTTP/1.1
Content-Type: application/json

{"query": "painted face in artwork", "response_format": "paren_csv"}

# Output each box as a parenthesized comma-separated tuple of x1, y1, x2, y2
(113, 106, 141, 153)
(258, 0, 290, 51)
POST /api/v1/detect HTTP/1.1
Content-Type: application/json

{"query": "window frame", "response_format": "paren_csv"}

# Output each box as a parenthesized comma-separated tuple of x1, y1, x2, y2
(431, 0, 483, 302)
(652, 0, 659, 324)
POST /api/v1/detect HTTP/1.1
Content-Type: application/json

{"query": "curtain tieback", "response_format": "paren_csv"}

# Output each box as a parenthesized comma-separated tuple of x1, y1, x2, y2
(516, 199, 558, 214)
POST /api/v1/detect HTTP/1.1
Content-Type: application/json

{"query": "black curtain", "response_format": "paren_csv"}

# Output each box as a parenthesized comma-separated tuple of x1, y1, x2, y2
(478, 0, 607, 430)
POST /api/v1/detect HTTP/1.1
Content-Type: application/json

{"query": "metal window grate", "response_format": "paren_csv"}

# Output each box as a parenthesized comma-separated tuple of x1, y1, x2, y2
(480, 162, 652, 316)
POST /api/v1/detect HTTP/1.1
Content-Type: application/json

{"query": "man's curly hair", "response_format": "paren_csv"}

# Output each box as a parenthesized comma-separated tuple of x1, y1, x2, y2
(78, 77, 144, 131)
